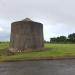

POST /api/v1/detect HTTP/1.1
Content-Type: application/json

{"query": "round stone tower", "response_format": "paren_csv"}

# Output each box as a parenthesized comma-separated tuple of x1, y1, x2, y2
(10, 18, 44, 52)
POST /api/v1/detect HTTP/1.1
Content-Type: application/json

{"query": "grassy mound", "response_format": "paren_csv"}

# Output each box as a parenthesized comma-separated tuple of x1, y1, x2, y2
(0, 43, 75, 62)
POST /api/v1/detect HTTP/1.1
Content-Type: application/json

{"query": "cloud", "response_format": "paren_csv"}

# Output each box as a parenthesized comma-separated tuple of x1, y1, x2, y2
(0, 26, 10, 41)
(0, 27, 3, 32)
(0, 33, 10, 41)
(0, 0, 75, 25)
(0, 19, 11, 41)
(0, 0, 75, 41)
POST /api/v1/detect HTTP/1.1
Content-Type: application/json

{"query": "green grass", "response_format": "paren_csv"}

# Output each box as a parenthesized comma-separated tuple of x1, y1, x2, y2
(0, 42, 9, 56)
(0, 43, 75, 62)
(0, 42, 9, 49)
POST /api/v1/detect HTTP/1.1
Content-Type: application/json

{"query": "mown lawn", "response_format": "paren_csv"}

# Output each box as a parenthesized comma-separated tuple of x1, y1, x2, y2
(0, 43, 75, 62)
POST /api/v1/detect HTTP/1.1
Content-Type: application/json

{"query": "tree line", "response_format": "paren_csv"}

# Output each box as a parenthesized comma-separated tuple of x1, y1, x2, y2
(50, 33, 75, 43)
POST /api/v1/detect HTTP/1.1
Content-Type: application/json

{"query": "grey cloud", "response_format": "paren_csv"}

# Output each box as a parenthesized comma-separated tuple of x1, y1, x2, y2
(0, 0, 75, 24)
(0, 0, 75, 41)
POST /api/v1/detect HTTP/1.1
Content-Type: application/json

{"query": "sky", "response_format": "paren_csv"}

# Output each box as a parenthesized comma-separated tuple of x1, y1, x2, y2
(0, 0, 75, 41)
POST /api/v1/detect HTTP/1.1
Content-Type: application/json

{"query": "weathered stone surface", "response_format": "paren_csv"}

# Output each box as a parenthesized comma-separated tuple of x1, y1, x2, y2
(10, 18, 44, 52)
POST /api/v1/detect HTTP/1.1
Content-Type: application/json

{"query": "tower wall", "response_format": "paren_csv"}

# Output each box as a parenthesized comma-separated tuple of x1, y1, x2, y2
(10, 21, 44, 52)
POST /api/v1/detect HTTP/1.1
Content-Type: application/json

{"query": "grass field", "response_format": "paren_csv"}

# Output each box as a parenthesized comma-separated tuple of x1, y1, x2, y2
(0, 43, 75, 62)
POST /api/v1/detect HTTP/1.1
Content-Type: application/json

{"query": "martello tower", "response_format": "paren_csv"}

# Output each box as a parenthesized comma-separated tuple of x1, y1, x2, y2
(10, 18, 44, 52)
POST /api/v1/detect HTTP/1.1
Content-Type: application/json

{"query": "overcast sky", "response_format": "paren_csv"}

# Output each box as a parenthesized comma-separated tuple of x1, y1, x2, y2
(0, 0, 75, 41)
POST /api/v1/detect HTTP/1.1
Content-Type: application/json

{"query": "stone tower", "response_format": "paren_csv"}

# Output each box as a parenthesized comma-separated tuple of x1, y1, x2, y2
(10, 18, 44, 52)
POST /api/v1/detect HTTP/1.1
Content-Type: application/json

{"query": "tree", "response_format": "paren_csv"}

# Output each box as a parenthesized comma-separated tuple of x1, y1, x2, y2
(50, 33, 75, 43)
(50, 38, 57, 43)
(68, 33, 75, 43)
(59, 36, 66, 42)
(50, 36, 67, 43)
